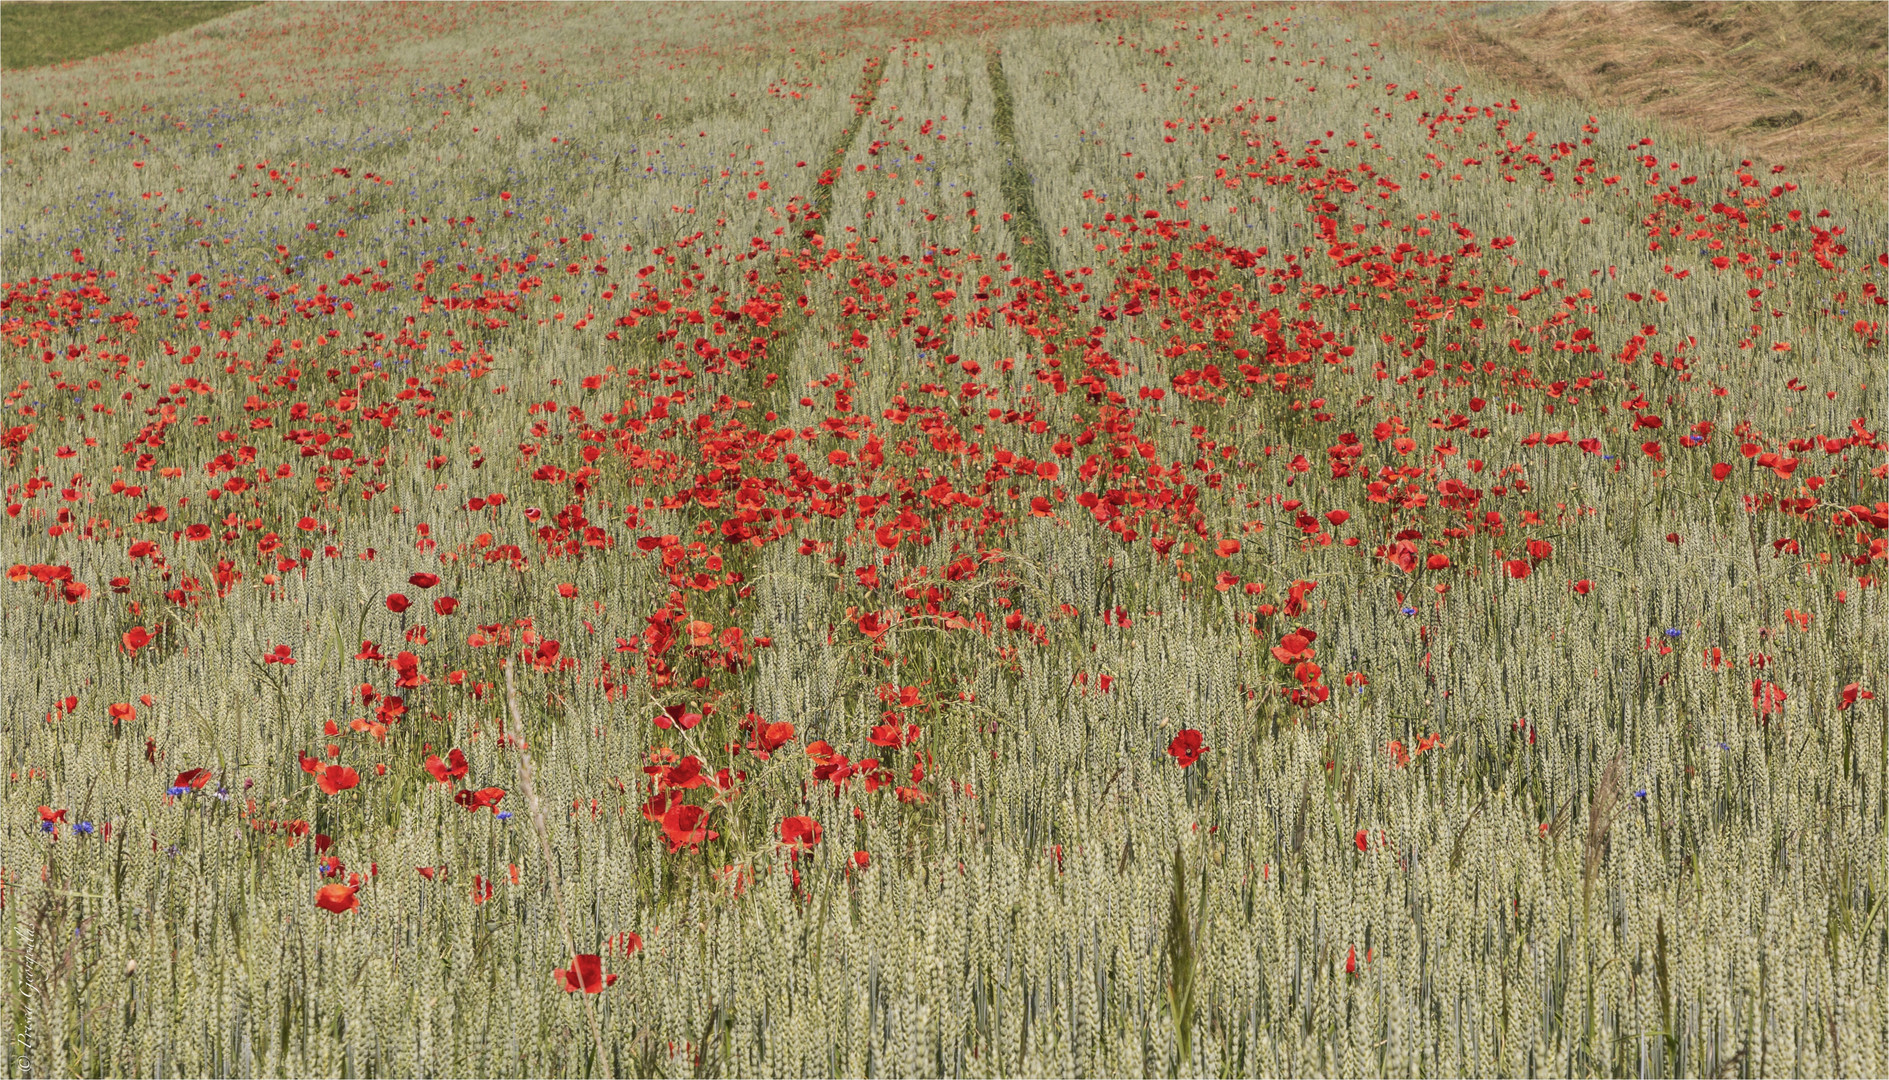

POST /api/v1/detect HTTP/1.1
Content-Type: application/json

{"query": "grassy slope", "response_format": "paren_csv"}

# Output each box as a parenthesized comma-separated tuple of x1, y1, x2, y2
(0, 1, 258, 70)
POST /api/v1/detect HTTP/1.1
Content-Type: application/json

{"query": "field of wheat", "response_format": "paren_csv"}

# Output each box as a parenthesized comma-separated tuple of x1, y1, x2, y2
(2, 2, 1884, 1076)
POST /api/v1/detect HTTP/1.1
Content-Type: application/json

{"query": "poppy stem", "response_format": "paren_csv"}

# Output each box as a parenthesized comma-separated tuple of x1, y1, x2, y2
(504, 659, 608, 1071)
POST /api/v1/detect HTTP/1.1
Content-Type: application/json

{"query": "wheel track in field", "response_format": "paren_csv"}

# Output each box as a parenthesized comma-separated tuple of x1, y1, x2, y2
(983, 44, 1050, 285)
(744, 48, 888, 419)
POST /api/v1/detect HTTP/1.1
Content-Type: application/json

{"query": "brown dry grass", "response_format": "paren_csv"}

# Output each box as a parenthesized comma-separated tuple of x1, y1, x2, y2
(1342, 1, 1888, 202)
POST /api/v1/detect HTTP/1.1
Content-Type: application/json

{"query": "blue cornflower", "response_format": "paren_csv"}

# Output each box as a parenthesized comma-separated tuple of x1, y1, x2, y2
(75, 822, 95, 835)
(1402, 606, 1417, 616)
(40, 821, 56, 833)
(1633, 789, 1648, 799)
(496, 811, 514, 822)
(1664, 628, 1682, 639)
(167, 785, 188, 797)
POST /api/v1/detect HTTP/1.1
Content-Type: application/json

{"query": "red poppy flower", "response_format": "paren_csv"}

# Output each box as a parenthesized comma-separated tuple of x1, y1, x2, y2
(853, 851, 871, 869)
(455, 786, 507, 812)
(316, 765, 360, 795)
(1270, 633, 1314, 664)
(408, 572, 440, 589)
(652, 704, 701, 731)
(1324, 509, 1350, 526)
(1167, 728, 1208, 767)
(750, 719, 795, 754)
(315, 884, 358, 913)
(183, 524, 212, 542)
(108, 702, 136, 723)
(297, 516, 321, 531)
(553, 954, 617, 993)
(867, 722, 912, 748)
(1752, 680, 1787, 717)
(655, 756, 708, 790)
(1504, 559, 1531, 580)
(1215, 538, 1241, 558)
(424, 748, 469, 784)
(122, 625, 152, 653)
(1425, 554, 1451, 571)
(1355, 828, 1370, 853)
(433, 596, 458, 616)
(660, 802, 717, 853)
(38, 805, 66, 824)
(1838, 683, 1874, 711)
(778, 815, 822, 854)
(641, 789, 683, 822)
(1284, 579, 1317, 616)
(1572, 579, 1593, 595)
(174, 767, 213, 791)
(386, 593, 411, 613)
